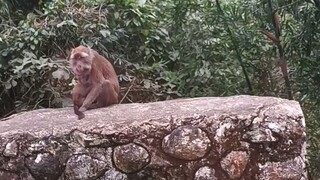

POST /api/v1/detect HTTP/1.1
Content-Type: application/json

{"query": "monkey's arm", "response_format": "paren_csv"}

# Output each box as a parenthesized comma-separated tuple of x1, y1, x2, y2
(72, 86, 86, 119)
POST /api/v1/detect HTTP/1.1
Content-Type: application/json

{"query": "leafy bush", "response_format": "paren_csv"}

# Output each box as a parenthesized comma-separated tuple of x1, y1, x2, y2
(0, 0, 176, 117)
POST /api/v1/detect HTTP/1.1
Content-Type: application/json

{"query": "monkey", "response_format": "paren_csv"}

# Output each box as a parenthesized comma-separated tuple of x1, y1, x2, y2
(69, 45, 119, 120)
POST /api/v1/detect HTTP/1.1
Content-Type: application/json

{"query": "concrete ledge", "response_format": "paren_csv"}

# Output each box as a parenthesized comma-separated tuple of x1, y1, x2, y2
(0, 95, 307, 180)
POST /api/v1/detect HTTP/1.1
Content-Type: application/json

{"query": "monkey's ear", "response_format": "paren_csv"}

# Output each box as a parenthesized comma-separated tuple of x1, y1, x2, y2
(80, 52, 89, 58)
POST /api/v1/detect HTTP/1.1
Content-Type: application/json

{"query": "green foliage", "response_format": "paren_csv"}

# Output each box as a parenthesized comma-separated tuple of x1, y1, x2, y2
(0, 0, 175, 116)
(1, 0, 320, 177)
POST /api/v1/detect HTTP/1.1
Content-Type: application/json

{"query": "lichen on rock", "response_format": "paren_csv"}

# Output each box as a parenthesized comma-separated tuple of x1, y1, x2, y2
(194, 166, 217, 180)
(3, 140, 18, 157)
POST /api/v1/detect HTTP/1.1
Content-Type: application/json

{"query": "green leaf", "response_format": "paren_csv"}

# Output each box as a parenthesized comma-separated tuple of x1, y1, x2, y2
(125, 20, 131, 26)
(169, 51, 179, 61)
(84, 24, 91, 29)
(57, 21, 66, 27)
(160, 28, 169, 36)
(114, 12, 120, 19)
(67, 20, 78, 27)
(152, 35, 160, 40)
(41, 30, 49, 36)
(100, 30, 111, 37)
(11, 79, 17, 87)
(141, 29, 149, 36)
(145, 48, 150, 55)
(19, 43, 24, 48)
(143, 79, 151, 89)
(137, 0, 146, 6)
(4, 81, 11, 89)
(2, 51, 8, 56)
(24, 51, 37, 59)
(57, 20, 77, 27)
(133, 19, 140, 26)
(52, 69, 70, 80)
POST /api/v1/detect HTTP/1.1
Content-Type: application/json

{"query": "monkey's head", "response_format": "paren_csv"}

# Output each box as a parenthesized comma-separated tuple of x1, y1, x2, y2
(69, 45, 93, 76)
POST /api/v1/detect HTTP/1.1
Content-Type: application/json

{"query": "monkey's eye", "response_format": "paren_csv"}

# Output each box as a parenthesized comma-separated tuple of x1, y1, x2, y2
(77, 57, 85, 61)
(82, 58, 91, 64)
(72, 61, 77, 66)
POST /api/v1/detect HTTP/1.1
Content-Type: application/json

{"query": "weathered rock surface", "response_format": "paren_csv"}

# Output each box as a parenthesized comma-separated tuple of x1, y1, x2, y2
(162, 125, 211, 160)
(98, 169, 127, 180)
(0, 96, 307, 180)
(194, 166, 217, 180)
(64, 154, 107, 180)
(3, 140, 18, 157)
(26, 153, 63, 180)
(113, 143, 150, 173)
(220, 151, 250, 179)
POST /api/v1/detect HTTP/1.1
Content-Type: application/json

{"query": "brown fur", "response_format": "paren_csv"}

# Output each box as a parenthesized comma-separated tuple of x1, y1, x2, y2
(70, 45, 119, 119)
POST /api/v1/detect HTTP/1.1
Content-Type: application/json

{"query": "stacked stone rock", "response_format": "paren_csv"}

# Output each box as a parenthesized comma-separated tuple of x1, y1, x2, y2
(0, 96, 307, 179)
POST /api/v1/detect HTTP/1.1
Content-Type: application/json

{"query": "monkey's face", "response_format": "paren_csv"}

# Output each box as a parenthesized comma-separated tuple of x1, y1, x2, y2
(70, 48, 92, 76)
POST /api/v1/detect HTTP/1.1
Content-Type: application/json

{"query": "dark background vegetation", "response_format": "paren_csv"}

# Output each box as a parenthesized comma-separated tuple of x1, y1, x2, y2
(0, 0, 319, 178)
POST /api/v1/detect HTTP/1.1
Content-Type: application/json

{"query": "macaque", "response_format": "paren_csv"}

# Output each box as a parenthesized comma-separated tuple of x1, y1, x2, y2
(69, 45, 119, 120)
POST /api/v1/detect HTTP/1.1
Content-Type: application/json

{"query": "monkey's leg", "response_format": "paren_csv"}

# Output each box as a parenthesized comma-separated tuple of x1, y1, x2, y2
(79, 82, 104, 112)
(87, 102, 102, 109)
(99, 80, 119, 106)
(72, 86, 86, 119)
(79, 80, 117, 112)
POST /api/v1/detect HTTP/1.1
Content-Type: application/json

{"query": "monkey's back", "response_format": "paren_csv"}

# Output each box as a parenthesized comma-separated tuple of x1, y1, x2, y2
(91, 51, 120, 94)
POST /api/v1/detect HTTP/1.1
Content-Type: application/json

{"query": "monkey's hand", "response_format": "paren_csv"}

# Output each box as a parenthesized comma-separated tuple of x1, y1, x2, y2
(77, 112, 85, 120)
(74, 105, 85, 120)
(79, 106, 87, 112)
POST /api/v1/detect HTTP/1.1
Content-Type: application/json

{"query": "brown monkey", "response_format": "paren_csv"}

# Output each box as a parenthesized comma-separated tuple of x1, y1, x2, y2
(69, 45, 119, 119)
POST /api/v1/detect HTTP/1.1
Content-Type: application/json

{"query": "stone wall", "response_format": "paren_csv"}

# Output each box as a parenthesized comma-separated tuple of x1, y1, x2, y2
(0, 96, 307, 180)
